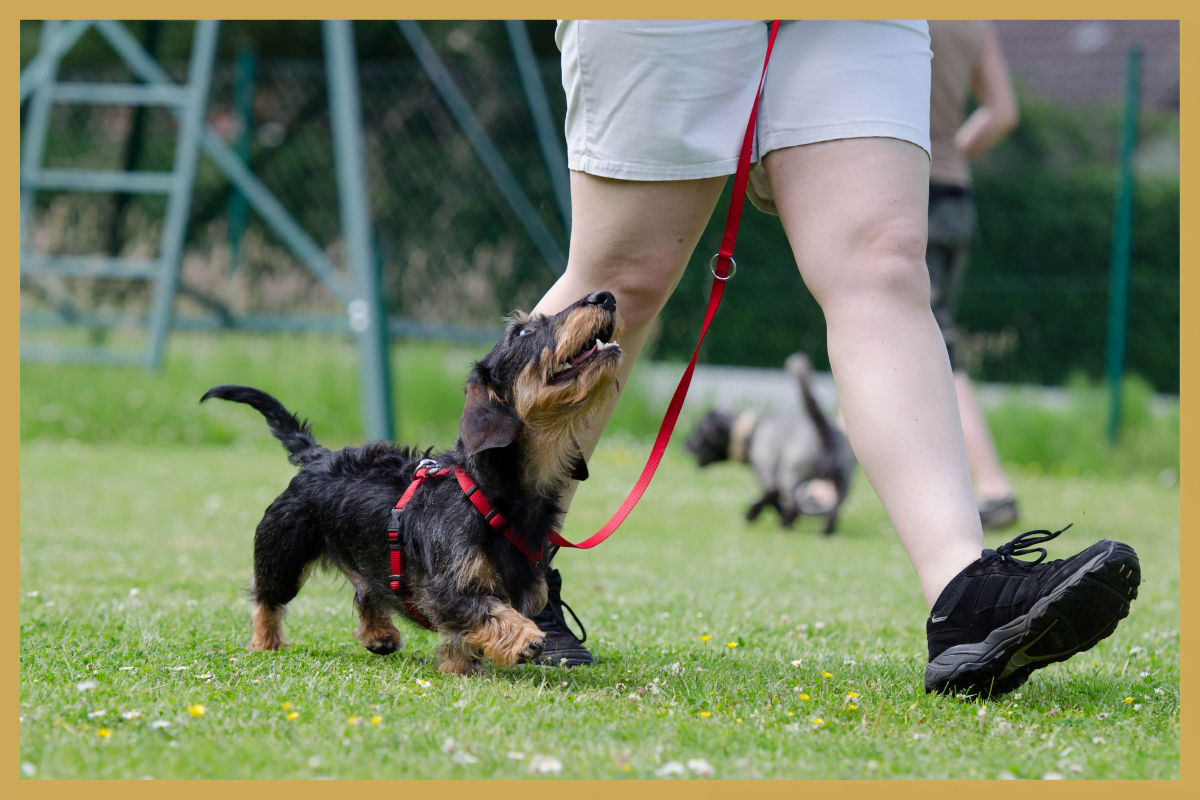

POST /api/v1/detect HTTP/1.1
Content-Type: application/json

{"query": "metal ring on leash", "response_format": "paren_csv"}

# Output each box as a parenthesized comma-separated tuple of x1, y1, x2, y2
(709, 253, 736, 281)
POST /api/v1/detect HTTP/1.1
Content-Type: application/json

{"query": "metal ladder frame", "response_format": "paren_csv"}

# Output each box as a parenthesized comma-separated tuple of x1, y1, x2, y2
(20, 20, 219, 368)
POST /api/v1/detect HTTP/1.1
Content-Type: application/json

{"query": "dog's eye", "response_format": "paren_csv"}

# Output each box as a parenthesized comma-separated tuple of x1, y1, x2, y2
(517, 326, 534, 337)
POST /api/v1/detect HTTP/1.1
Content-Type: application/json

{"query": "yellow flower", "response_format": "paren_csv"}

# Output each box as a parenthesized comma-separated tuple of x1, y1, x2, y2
(281, 701, 292, 710)
(621, 764, 632, 772)
(821, 670, 833, 678)
(811, 718, 825, 727)
(1123, 697, 1135, 704)
(699, 635, 712, 642)
(846, 692, 859, 699)
(787, 710, 795, 717)
(287, 711, 299, 721)
(699, 711, 712, 718)
(97, 728, 112, 738)
(848, 704, 859, 711)
(187, 704, 206, 717)
(726, 642, 738, 649)
(347, 716, 360, 726)
(798, 693, 810, 701)
(370, 715, 382, 725)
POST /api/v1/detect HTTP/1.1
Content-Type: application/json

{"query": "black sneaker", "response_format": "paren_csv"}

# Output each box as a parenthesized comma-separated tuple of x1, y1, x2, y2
(978, 495, 1019, 530)
(530, 567, 595, 667)
(924, 526, 1139, 697)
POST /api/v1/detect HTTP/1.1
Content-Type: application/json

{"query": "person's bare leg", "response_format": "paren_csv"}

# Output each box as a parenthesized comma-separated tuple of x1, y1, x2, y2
(765, 138, 983, 607)
(954, 370, 1014, 501)
(533, 171, 726, 517)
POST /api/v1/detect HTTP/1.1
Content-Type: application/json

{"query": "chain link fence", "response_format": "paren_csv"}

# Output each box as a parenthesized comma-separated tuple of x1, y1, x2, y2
(20, 21, 1179, 392)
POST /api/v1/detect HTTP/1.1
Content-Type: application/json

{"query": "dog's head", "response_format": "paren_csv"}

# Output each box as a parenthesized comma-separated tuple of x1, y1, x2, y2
(459, 291, 623, 486)
(684, 409, 735, 467)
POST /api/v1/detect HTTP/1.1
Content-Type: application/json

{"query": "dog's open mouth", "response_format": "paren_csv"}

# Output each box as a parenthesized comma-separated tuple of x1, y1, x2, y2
(550, 336, 621, 383)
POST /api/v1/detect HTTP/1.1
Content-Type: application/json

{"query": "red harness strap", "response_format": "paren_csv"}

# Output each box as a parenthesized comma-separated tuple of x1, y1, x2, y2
(387, 460, 547, 627)
(387, 460, 449, 629)
(452, 467, 545, 563)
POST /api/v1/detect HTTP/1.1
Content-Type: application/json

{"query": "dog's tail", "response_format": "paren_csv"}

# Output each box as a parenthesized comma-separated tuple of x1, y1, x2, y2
(201, 384, 327, 466)
(785, 353, 840, 456)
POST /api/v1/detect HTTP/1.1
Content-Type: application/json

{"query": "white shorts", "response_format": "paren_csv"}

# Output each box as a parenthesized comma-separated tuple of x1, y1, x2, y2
(556, 20, 932, 213)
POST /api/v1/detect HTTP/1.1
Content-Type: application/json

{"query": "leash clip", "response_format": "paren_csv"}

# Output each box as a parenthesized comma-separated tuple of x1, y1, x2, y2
(415, 457, 441, 475)
(709, 253, 737, 281)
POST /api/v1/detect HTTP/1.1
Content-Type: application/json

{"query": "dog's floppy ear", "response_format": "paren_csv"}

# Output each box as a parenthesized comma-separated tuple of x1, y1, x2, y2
(567, 442, 589, 481)
(460, 379, 524, 457)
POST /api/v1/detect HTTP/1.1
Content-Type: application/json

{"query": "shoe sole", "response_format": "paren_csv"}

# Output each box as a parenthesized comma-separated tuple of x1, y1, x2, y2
(924, 540, 1140, 698)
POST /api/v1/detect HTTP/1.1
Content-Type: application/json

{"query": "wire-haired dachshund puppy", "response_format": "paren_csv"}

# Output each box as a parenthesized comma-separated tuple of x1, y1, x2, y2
(685, 353, 856, 535)
(202, 290, 623, 674)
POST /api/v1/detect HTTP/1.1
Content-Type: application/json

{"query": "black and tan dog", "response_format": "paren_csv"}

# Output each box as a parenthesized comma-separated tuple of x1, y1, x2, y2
(685, 353, 855, 535)
(202, 291, 622, 674)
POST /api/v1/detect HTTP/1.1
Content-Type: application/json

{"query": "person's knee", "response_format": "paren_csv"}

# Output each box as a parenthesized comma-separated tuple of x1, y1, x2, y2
(565, 251, 687, 332)
(809, 216, 930, 311)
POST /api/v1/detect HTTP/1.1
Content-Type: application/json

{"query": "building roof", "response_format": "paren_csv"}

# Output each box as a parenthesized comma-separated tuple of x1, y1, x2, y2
(994, 20, 1179, 110)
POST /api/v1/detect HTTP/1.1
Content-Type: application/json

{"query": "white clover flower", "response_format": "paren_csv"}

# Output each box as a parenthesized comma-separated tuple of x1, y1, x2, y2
(75, 680, 99, 692)
(655, 761, 685, 777)
(530, 754, 563, 774)
(686, 758, 715, 778)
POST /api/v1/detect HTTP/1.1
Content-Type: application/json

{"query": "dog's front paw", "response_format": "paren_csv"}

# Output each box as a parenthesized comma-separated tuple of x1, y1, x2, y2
(363, 633, 403, 655)
(467, 606, 546, 668)
(517, 631, 545, 664)
(354, 614, 404, 655)
(438, 636, 483, 674)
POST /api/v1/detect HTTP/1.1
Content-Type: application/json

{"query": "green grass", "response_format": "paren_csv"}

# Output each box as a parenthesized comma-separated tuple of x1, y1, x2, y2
(20, 439, 1179, 779)
(20, 331, 1179, 480)
(19, 332, 1180, 779)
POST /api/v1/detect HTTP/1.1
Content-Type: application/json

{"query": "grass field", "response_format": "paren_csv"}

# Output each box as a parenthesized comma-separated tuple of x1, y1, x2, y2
(19, 334, 1180, 779)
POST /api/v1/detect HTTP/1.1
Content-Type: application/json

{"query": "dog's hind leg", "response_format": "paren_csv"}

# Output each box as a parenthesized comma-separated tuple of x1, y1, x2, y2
(247, 505, 322, 651)
(746, 489, 778, 522)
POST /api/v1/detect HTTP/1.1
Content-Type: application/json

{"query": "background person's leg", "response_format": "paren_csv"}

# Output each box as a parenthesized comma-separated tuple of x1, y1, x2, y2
(764, 137, 983, 607)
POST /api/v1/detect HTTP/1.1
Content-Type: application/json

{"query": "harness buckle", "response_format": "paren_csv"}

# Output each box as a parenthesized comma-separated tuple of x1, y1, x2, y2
(416, 457, 440, 475)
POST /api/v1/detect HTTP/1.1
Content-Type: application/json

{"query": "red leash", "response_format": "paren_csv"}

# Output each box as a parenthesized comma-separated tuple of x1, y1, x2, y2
(552, 20, 781, 552)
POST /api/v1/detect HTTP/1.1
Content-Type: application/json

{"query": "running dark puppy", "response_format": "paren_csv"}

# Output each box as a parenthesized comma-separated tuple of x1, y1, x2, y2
(685, 353, 855, 535)
(202, 291, 623, 674)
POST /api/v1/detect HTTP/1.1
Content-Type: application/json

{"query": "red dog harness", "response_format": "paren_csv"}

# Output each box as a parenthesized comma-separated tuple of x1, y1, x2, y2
(387, 459, 568, 626)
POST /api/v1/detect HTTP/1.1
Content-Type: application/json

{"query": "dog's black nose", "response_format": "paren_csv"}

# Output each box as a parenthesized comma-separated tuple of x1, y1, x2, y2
(585, 291, 616, 311)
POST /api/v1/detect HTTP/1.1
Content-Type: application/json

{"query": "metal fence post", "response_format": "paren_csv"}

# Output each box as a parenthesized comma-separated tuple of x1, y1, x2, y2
(324, 20, 394, 442)
(228, 42, 256, 273)
(1105, 45, 1141, 444)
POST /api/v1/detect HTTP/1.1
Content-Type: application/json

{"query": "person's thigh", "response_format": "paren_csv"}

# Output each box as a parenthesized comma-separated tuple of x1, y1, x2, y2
(557, 20, 767, 181)
(763, 137, 931, 305)
(749, 20, 931, 213)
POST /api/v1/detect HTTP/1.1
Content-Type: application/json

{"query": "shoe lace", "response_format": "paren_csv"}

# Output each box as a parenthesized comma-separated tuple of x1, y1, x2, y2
(989, 523, 1073, 565)
(544, 567, 587, 644)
